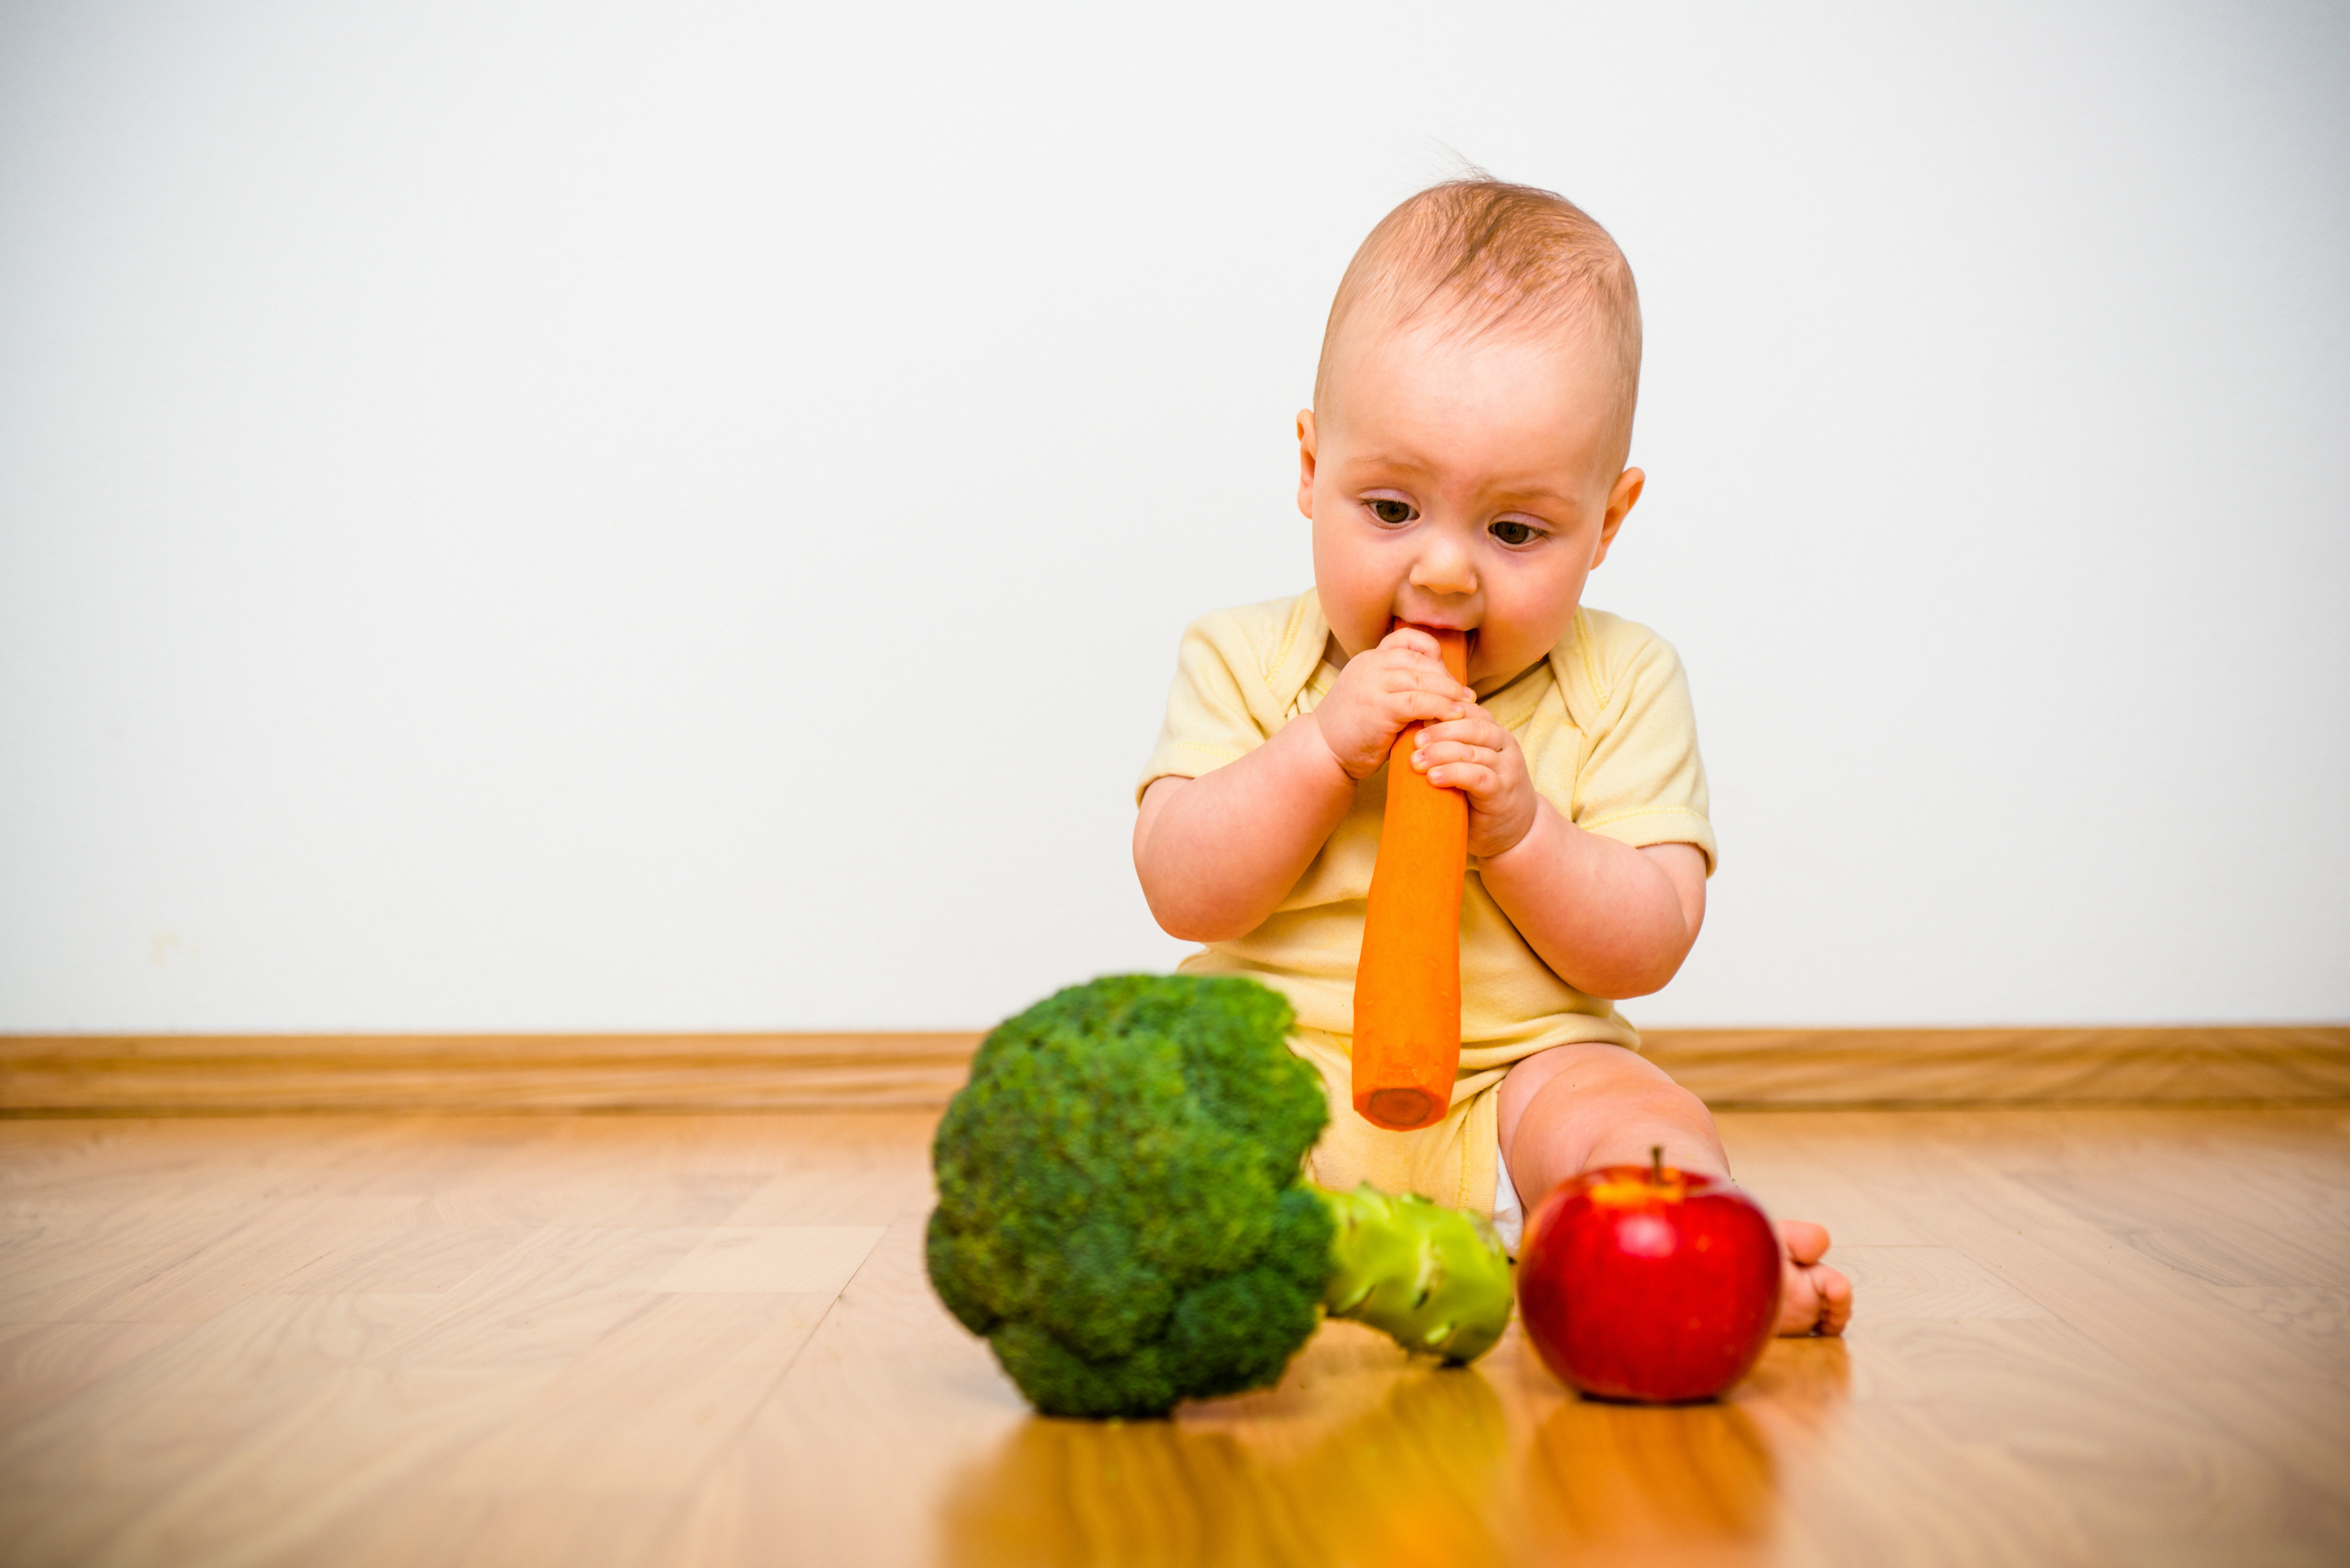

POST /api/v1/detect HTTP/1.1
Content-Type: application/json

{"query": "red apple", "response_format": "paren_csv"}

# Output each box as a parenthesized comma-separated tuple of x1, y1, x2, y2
(1515, 1149, 1782, 1402)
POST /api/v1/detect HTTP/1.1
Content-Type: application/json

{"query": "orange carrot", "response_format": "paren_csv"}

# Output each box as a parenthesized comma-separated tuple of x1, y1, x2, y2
(1351, 625, 1470, 1131)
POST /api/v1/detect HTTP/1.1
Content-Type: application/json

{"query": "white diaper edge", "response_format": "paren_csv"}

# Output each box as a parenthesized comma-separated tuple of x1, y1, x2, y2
(1492, 1143, 1524, 1258)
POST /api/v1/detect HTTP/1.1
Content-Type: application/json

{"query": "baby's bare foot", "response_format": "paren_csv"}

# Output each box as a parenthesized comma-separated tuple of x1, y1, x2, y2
(1776, 1220, 1852, 1336)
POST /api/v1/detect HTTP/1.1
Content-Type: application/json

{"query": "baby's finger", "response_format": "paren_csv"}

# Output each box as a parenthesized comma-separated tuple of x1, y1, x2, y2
(1415, 711, 1508, 750)
(1423, 758, 1500, 797)
(1392, 687, 1471, 726)
(1376, 657, 1462, 693)
(1410, 726, 1491, 760)
(1375, 625, 1444, 662)
(1386, 665, 1476, 710)
(1413, 741, 1500, 780)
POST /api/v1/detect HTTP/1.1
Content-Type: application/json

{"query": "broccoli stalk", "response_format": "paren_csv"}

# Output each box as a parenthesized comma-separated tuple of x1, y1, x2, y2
(926, 974, 1512, 1419)
(1318, 1181, 1511, 1359)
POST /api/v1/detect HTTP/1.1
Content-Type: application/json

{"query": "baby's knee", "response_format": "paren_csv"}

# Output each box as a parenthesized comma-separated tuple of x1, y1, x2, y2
(1548, 1065, 1705, 1132)
(1623, 1075, 1712, 1130)
(1503, 1040, 1662, 1103)
(1502, 1051, 1711, 1190)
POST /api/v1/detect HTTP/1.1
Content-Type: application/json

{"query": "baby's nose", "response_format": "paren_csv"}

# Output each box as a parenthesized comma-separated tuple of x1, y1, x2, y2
(1409, 539, 1477, 595)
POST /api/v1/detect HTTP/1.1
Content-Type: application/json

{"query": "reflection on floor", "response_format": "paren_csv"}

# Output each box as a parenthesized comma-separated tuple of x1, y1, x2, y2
(0, 1106, 2344, 1566)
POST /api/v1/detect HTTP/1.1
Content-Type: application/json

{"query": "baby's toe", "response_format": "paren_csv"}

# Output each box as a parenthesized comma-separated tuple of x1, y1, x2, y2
(1776, 1258, 1820, 1335)
(1779, 1219, 1833, 1266)
(1812, 1262, 1854, 1336)
(1775, 1254, 1855, 1337)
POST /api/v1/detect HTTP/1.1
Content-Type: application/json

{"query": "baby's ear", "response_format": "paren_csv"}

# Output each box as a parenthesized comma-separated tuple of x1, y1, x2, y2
(1295, 410, 1319, 519)
(1591, 467, 1644, 567)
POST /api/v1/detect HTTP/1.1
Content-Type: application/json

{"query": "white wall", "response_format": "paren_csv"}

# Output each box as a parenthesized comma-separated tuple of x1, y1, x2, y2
(2, 1, 2344, 1032)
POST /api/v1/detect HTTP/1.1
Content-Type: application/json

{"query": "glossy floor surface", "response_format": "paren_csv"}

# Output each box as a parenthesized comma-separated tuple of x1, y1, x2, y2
(1, 1107, 2345, 1566)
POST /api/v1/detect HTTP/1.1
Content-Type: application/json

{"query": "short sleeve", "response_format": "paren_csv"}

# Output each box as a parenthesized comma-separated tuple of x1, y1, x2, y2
(1559, 613, 1717, 874)
(1135, 596, 1326, 803)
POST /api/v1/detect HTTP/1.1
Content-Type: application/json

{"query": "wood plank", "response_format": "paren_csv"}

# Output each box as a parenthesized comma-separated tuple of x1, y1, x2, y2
(2, 1108, 2347, 1565)
(5, 1026, 2345, 1115)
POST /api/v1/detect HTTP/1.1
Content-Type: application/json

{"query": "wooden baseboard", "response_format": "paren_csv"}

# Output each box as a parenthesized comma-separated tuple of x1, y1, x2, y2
(1, 1026, 2343, 1117)
(1642, 1027, 2350, 1108)
(0, 1034, 982, 1115)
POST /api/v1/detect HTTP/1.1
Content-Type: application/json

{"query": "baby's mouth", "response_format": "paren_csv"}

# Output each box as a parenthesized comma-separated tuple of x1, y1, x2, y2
(1395, 618, 1478, 647)
(1414, 623, 1478, 658)
(1392, 619, 1478, 677)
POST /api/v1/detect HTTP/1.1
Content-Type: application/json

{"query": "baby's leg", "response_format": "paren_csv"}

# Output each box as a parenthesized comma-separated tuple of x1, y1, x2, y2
(1497, 1043, 1852, 1336)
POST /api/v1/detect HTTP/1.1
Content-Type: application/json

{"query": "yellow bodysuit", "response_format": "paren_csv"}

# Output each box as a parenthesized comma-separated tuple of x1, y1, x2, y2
(1137, 591, 1716, 1216)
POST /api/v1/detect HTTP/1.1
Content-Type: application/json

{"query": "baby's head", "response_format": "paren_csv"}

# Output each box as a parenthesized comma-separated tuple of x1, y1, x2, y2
(1300, 178, 1645, 692)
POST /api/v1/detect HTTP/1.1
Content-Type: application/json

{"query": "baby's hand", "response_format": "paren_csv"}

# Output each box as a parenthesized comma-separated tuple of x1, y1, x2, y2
(1312, 626, 1474, 782)
(1414, 702, 1539, 858)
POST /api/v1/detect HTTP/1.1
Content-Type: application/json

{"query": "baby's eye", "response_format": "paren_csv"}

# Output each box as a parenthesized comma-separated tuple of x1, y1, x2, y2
(1366, 499, 1417, 526)
(1489, 519, 1542, 546)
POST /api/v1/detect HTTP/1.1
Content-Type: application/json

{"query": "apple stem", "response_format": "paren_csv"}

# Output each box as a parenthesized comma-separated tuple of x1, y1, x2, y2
(1650, 1144, 1664, 1184)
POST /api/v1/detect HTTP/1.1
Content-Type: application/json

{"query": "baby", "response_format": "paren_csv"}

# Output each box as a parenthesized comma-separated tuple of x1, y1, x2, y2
(1133, 178, 1851, 1336)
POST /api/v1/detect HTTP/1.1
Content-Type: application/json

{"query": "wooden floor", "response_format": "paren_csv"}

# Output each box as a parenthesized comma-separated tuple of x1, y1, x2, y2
(1, 1108, 2345, 1567)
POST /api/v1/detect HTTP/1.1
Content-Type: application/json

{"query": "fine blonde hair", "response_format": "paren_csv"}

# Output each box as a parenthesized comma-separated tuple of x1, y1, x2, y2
(1314, 176, 1643, 462)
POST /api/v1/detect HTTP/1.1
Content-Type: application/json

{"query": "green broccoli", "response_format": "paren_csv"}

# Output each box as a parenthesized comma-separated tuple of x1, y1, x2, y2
(926, 973, 1513, 1419)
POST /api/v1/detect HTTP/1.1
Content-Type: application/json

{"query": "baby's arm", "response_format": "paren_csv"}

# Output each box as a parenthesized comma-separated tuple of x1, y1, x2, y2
(1135, 628, 1472, 941)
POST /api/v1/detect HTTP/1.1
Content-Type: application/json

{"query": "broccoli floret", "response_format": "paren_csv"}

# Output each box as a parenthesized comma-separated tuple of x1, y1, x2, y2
(926, 973, 1512, 1418)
